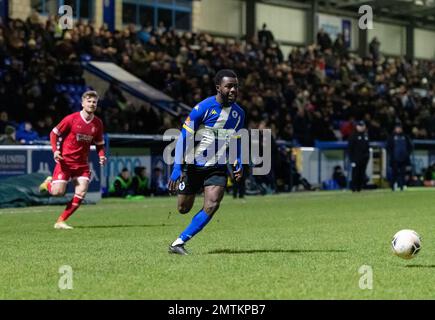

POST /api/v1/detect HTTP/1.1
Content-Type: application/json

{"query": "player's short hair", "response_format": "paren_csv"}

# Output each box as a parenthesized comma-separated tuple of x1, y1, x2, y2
(82, 90, 99, 101)
(214, 69, 237, 85)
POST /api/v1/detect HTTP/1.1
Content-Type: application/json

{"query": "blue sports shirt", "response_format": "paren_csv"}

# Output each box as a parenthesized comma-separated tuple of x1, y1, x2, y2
(171, 95, 245, 181)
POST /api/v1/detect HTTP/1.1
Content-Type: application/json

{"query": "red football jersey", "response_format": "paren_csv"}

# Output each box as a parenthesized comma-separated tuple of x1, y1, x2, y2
(52, 111, 104, 165)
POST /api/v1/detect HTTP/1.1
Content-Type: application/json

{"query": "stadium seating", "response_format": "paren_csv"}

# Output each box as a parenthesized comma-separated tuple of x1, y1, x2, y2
(0, 13, 434, 148)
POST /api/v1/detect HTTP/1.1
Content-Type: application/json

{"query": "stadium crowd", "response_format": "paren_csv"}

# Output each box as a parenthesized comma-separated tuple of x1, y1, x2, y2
(90, 23, 435, 146)
(0, 11, 434, 146)
(0, 12, 434, 192)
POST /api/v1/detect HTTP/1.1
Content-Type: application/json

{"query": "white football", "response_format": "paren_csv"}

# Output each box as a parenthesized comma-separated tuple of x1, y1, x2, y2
(391, 229, 421, 259)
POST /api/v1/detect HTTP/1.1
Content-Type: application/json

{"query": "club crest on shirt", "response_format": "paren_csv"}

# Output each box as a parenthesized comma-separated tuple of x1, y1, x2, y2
(232, 110, 238, 118)
(179, 182, 186, 191)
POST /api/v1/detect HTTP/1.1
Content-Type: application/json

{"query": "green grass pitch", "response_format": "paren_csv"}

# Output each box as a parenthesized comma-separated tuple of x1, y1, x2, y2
(1, 189, 434, 299)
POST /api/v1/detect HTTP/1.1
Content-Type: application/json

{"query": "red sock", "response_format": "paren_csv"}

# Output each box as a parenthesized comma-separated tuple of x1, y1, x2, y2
(58, 195, 83, 222)
(47, 181, 52, 194)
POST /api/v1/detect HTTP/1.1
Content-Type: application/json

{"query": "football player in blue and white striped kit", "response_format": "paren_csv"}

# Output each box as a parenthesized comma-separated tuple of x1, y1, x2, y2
(168, 69, 245, 255)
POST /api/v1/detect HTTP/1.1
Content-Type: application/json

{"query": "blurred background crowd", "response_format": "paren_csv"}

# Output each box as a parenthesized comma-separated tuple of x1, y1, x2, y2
(0, 11, 434, 147)
(0, 11, 434, 192)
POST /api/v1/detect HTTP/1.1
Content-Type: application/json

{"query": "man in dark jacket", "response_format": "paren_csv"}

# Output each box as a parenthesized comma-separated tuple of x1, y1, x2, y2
(348, 121, 370, 192)
(386, 123, 413, 191)
(258, 23, 275, 48)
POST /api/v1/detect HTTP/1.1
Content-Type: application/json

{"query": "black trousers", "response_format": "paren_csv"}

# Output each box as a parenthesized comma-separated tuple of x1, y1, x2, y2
(233, 175, 246, 198)
(351, 160, 368, 192)
(391, 161, 407, 190)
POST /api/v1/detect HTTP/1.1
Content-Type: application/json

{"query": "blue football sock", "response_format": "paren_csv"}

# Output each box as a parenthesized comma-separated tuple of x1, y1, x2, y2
(179, 209, 212, 242)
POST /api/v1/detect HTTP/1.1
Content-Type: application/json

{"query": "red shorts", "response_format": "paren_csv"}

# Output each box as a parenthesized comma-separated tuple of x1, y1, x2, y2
(52, 162, 91, 184)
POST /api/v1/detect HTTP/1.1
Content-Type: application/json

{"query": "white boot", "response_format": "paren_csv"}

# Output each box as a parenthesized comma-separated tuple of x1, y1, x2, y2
(54, 221, 73, 230)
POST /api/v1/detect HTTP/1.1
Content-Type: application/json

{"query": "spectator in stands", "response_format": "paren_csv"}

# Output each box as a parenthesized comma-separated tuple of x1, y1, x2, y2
(386, 122, 413, 191)
(0, 111, 14, 134)
(293, 107, 313, 146)
(155, 21, 168, 36)
(258, 23, 274, 48)
(0, 125, 19, 145)
(109, 167, 132, 197)
(151, 167, 168, 196)
(317, 28, 332, 51)
(16, 121, 39, 144)
(34, 114, 54, 139)
(340, 115, 356, 141)
(2, 12, 435, 168)
(369, 37, 381, 61)
(103, 82, 128, 110)
(137, 25, 151, 44)
(131, 166, 150, 196)
(333, 33, 347, 56)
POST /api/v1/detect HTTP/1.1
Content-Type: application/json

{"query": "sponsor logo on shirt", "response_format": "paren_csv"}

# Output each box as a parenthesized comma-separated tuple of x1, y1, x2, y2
(76, 134, 93, 143)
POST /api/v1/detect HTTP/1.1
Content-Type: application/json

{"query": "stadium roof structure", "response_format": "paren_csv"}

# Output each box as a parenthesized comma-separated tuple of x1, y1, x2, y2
(332, 0, 435, 26)
(265, 0, 435, 28)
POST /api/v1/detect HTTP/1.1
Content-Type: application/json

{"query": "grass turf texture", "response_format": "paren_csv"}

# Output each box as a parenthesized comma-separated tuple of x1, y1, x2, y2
(0, 189, 434, 299)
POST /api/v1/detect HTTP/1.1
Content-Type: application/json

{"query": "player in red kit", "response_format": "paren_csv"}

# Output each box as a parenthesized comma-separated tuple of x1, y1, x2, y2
(39, 90, 107, 229)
